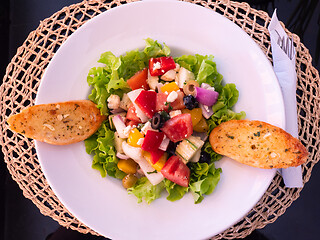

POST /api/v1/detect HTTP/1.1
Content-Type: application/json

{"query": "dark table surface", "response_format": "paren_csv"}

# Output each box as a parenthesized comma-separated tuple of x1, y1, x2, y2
(0, 1, 319, 240)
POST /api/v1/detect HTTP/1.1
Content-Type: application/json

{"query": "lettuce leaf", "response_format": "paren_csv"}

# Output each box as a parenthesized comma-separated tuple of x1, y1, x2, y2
(203, 141, 222, 162)
(207, 109, 246, 132)
(164, 179, 188, 201)
(85, 122, 126, 179)
(144, 38, 170, 58)
(212, 83, 239, 112)
(87, 38, 170, 115)
(174, 54, 223, 91)
(128, 177, 165, 204)
(188, 162, 222, 204)
(208, 83, 246, 131)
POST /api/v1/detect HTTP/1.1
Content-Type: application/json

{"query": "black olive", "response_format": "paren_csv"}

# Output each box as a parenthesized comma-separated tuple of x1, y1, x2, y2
(199, 151, 211, 163)
(167, 141, 178, 157)
(183, 95, 199, 110)
(151, 111, 170, 130)
(151, 113, 162, 129)
(159, 111, 170, 121)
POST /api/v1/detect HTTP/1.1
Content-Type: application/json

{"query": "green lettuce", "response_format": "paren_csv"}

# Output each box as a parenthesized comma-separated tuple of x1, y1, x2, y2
(164, 179, 189, 202)
(212, 83, 239, 112)
(85, 122, 126, 179)
(188, 162, 222, 204)
(87, 38, 169, 115)
(144, 38, 170, 57)
(174, 54, 223, 92)
(208, 83, 246, 131)
(128, 177, 165, 204)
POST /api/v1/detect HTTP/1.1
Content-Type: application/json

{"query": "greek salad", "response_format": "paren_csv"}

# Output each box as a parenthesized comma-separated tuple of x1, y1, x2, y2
(85, 39, 245, 204)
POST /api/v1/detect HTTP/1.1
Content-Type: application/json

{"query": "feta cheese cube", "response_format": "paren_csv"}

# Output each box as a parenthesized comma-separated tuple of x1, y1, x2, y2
(169, 110, 182, 118)
(166, 91, 178, 103)
(107, 94, 120, 109)
(141, 121, 153, 135)
(161, 69, 176, 81)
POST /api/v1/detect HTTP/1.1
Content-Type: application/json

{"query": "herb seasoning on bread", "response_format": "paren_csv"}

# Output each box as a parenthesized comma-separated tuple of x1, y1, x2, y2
(209, 120, 308, 169)
(7, 100, 106, 145)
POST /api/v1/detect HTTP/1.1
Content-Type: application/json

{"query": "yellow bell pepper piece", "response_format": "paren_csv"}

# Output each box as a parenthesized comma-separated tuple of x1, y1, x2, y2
(182, 108, 202, 127)
(127, 128, 144, 147)
(152, 154, 167, 171)
(193, 117, 209, 132)
(143, 151, 167, 171)
(117, 159, 138, 174)
(161, 82, 180, 93)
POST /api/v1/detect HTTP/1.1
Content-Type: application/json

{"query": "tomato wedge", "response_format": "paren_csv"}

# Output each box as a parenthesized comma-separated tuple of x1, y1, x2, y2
(161, 156, 190, 187)
(127, 68, 149, 90)
(134, 90, 157, 118)
(161, 113, 193, 142)
(149, 56, 176, 76)
(126, 120, 141, 127)
(126, 103, 141, 122)
(156, 91, 185, 112)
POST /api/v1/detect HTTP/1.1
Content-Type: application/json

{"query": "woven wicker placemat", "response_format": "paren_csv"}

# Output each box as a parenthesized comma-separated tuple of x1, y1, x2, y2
(1, 0, 319, 239)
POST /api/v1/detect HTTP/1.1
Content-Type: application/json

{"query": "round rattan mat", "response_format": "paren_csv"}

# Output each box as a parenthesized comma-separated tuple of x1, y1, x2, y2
(1, 0, 319, 239)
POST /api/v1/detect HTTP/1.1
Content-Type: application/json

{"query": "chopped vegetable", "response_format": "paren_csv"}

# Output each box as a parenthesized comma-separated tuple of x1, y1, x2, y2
(126, 103, 141, 122)
(175, 136, 204, 164)
(176, 67, 195, 88)
(200, 103, 214, 119)
(149, 56, 176, 76)
(156, 91, 185, 112)
(181, 108, 202, 127)
(117, 158, 138, 174)
(127, 89, 148, 122)
(143, 149, 167, 170)
(161, 82, 180, 93)
(127, 68, 149, 90)
(141, 130, 164, 152)
(112, 115, 127, 138)
(127, 128, 144, 147)
(161, 113, 193, 142)
(193, 117, 209, 132)
(195, 87, 219, 106)
(134, 90, 157, 118)
(161, 156, 190, 187)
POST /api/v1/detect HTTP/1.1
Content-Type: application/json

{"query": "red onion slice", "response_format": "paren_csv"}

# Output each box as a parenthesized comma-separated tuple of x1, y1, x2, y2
(159, 136, 170, 151)
(110, 108, 125, 114)
(195, 87, 219, 106)
(112, 115, 127, 138)
(116, 152, 129, 159)
(200, 103, 213, 119)
(192, 132, 208, 141)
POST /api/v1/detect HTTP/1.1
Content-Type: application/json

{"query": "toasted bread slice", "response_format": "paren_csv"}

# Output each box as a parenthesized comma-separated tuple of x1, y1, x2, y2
(209, 120, 308, 169)
(7, 100, 106, 145)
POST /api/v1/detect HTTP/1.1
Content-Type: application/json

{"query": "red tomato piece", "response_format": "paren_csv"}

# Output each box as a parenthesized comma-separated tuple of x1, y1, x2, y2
(150, 149, 165, 164)
(161, 113, 193, 142)
(141, 130, 164, 152)
(161, 156, 190, 187)
(126, 103, 141, 122)
(149, 56, 176, 76)
(126, 120, 141, 127)
(134, 90, 157, 118)
(156, 91, 185, 112)
(127, 68, 149, 90)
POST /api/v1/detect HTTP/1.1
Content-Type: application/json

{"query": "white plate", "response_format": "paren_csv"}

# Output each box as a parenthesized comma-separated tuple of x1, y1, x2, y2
(35, 1, 285, 239)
